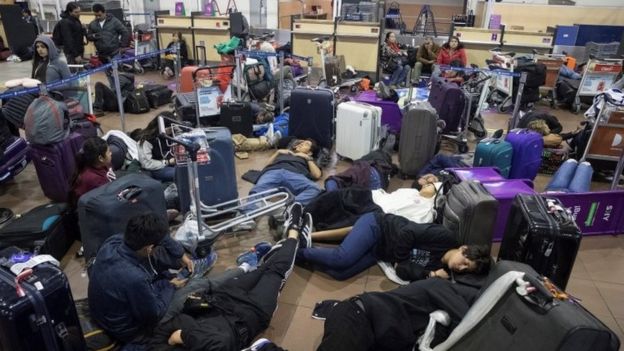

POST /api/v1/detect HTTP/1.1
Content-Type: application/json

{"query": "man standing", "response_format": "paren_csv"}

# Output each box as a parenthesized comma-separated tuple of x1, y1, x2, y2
(55, 2, 86, 64)
(86, 3, 129, 63)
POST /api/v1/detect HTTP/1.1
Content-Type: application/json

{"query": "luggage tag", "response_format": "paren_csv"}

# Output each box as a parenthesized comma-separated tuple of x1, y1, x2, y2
(10, 254, 60, 276)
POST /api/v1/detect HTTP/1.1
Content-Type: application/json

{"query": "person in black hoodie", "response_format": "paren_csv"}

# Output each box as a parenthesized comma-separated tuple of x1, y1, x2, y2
(55, 2, 86, 64)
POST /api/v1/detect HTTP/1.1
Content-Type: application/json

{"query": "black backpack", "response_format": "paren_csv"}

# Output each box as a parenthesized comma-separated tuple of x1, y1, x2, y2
(124, 88, 150, 114)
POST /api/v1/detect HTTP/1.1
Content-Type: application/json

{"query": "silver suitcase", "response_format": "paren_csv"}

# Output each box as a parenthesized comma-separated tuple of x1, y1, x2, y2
(336, 101, 381, 160)
(398, 100, 438, 177)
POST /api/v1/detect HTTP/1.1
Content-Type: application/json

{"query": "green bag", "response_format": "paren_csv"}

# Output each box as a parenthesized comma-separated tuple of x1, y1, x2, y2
(214, 37, 242, 55)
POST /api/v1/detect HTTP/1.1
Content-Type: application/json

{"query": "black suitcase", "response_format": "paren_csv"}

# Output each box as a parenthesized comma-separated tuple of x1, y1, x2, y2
(144, 84, 173, 109)
(498, 194, 581, 290)
(219, 101, 254, 137)
(289, 87, 335, 149)
(0, 203, 78, 260)
(398, 100, 438, 177)
(448, 260, 620, 351)
(124, 88, 150, 114)
(442, 181, 498, 247)
(0, 247, 85, 350)
(174, 92, 219, 126)
(77, 173, 167, 265)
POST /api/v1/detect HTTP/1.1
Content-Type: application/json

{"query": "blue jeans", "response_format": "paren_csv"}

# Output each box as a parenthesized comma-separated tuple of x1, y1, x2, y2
(250, 169, 322, 206)
(546, 159, 593, 193)
(389, 64, 410, 86)
(150, 166, 175, 182)
(325, 167, 382, 192)
(300, 212, 380, 280)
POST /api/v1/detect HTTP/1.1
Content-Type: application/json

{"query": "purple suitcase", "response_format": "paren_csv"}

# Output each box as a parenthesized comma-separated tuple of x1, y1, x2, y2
(448, 167, 506, 183)
(483, 179, 537, 241)
(505, 129, 544, 180)
(29, 133, 85, 203)
(428, 76, 465, 134)
(0, 137, 30, 184)
(354, 90, 402, 134)
(549, 191, 624, 236)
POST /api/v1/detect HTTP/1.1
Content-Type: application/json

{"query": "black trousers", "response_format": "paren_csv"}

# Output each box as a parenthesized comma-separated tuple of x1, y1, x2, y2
(317, 298, 375, 351)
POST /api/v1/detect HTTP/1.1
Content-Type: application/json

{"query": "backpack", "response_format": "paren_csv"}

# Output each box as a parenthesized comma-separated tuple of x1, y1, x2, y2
(124, 88, 150, 114)
(24, 96, 70, 145)
(52, 21, 63, 47)
(244, 63, 272, 100)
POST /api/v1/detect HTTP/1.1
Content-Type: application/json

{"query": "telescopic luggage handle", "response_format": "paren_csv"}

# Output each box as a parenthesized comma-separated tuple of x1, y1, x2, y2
(192, 64, 236, 81)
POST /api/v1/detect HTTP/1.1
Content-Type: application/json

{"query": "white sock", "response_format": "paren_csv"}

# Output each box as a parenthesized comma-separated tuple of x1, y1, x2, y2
(239, 262, 256, 273)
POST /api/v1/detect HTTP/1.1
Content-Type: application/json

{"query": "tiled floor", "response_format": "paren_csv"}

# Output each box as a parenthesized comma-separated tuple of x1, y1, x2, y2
(1, 59, 623, 350)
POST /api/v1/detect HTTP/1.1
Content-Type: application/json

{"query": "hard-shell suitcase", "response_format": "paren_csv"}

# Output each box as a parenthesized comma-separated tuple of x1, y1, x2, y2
(354, 90, 402, 134)
(499, 194, 581, 289)
(399, 100, 438, 177)
(29, 133, 84, 203)
(335, 101, 381, 160)
(144, 84, 173, 109)
(175, 92, 197, 123)
(0, 137, 30, 184)
(176, 127, 238, 213)
(473, 137, 513, 178)
(428, 75, 465, 134)
(481, 180, 536, 241)
(289, 87, 335, 149)
(506, 129, 544, 180)
(443, 180, 498, 247)
(0, 203, 78, 260)
(448, 167, 505, 183)
(0, 248, 85, 351)
(124, 88, 150, 114)
(447, 260, 620, 351)
(77, 173, 168, 264)
(219, 101, 254, 137)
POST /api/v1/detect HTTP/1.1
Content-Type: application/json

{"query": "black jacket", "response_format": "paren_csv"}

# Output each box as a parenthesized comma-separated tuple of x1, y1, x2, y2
(87, 13, 129, 57)
(305, 188, 381, 230)
(360, 278, 480, 351)
(375, 213, 458, 265)
(56, 12, 85, 59)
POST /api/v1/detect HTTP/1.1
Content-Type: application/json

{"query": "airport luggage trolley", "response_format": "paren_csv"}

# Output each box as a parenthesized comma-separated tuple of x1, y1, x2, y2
(573, 58, 623, 113)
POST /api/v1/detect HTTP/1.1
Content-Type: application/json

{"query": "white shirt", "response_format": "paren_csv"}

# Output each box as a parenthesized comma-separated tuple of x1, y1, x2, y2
(99, 19, 106, 28)
(371, 188, 436, 224)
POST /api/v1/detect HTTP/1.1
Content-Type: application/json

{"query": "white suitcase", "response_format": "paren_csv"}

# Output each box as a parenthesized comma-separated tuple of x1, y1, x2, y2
(336, 101, 382, 160)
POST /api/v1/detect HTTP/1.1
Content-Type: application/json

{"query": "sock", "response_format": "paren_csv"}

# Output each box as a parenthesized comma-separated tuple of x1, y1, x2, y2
(239, 262, 256, 273)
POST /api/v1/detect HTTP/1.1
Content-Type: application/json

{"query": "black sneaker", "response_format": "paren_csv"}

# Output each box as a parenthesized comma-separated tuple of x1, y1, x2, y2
(299, 212, 313, 248)
(282, 202, 303, 237)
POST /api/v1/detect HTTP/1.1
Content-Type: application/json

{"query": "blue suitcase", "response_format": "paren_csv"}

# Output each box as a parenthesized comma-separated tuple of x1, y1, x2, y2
(176, 127, 238, 213)
(0, 137, 30, 184)
(428, 75, 465, 134)
(288, 87, 335, 149)
(473, 138, 513, 178)
(506, 129, 544, 180)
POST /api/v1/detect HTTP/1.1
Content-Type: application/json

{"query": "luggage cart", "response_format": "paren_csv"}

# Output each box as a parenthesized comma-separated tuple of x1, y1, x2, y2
(572, 58, 623, 113)
(158, 115, 293, 248)
(535, 54, 566, 108)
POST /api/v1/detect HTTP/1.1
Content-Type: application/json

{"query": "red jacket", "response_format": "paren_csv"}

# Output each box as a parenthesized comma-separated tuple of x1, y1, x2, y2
(73, 166, 115, 201)
(436, 47, 467, 67)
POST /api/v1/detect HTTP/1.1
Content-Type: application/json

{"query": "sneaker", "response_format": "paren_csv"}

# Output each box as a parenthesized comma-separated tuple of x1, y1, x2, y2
(242, 338, 271, 351)
(236, 249, 259, 268)
(260, 239, 284, 265)
(254, 241, 273, 260)
(282, 202, 303, 237)
(191, 252, 218, 278)
(299, 212, 313, 248)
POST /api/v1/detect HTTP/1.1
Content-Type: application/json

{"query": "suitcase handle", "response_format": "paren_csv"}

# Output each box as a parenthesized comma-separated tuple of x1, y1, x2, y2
(521, 274, 555, 310)
(192, 65, 236, 81)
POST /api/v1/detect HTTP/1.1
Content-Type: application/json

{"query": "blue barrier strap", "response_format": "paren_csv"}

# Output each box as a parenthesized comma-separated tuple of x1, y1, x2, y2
(439, 64, 521, 77)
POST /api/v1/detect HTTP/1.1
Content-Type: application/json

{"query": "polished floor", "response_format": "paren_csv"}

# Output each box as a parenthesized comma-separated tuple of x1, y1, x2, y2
(0, 59, 623, 350)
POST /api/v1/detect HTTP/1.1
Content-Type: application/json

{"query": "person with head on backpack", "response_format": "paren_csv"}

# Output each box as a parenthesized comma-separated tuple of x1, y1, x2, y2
(132, 114, 176, 182)
(53, 2, 86, 64)
(86, 4, 130, 63)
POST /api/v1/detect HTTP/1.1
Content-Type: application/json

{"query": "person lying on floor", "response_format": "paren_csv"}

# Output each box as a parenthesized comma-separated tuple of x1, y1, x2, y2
(316, 268, 492, 351)
(324, 149, 396, 192)
(248, 138, 322, 206)
(89, 203, 312, 350)
(297, 209, 491, 281)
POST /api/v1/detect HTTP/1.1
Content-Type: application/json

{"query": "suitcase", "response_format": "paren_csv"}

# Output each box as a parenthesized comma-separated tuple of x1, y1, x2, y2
(144, 84, 173, 109)
(176, 127, 238, 213)
(0, 203, 78, 260)
(428, 75, 465, 134)
(473, 137, 513, 178)
(69, 115, 99, 139)
(124, 88, 150, 114)
(505, 129, 544, 180)
(354, 90, 402, 134)
(447, 167, 505, 183)
(29, 133, 85, 203)
(0, 248, 85, 351)
(174, 91, 221, 127)
(499, 194, 581, 289)
(219, 101, 254, 137)
(179, 65, 221, 93)
(335, 101, 381, 160)
(398, 100, 438, 177)
(289, 87, 335, 149)
(77, 173, 168, 264)
(481, 180, 536, 241)
(0, 137, 30, 184)
(447, 260, 620, 351)
(442, 180, 498, 247)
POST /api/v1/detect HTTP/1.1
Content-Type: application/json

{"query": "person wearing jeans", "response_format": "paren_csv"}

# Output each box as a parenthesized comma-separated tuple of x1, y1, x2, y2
(545, 158, 593, 193)
(325, 167, 382, 192)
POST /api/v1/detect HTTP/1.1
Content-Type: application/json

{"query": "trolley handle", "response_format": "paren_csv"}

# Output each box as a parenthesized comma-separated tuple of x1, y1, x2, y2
(158, 115, 201, 161)
(192, 64, 237, 81)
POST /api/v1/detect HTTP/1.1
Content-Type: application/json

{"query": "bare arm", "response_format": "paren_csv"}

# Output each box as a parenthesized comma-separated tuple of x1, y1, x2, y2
(311, 226, 353, 242)
(307, 159, 322, 180)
